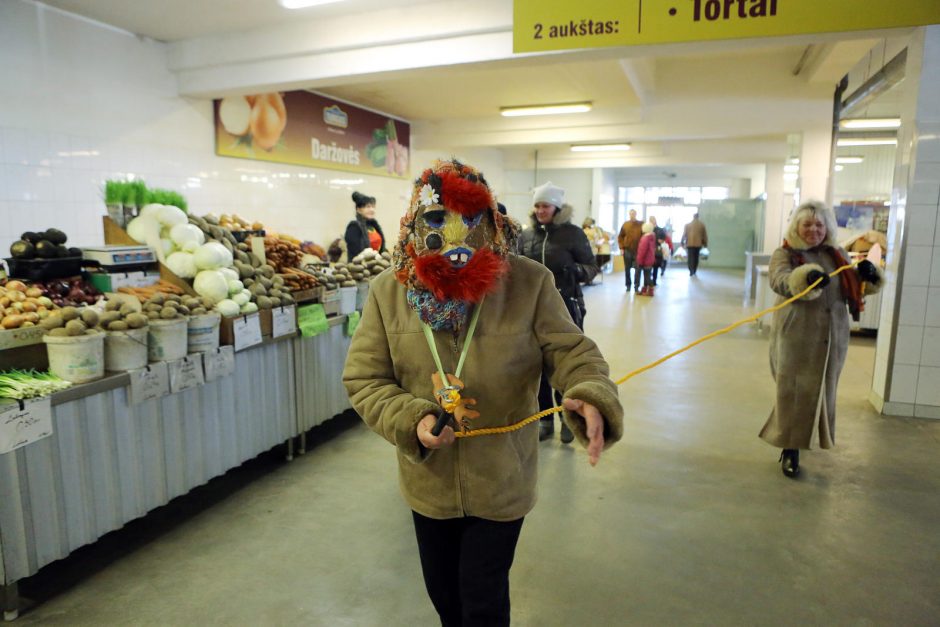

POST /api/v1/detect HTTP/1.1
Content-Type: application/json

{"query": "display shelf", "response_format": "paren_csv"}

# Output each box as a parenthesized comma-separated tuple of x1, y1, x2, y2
(0, 337, 302, 618)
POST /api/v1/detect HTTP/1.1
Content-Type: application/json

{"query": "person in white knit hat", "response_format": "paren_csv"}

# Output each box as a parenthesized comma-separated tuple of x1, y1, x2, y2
(519, 181, 599, 442)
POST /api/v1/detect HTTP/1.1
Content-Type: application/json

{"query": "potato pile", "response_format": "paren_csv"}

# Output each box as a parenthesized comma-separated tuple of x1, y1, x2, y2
(97, 300, 150, 332)
(39, 307, 102, 337)
(1, 280, 56, 329)
(139, 293, 212, 320)
(330, 263, 358, 288)
(301, 262, 341, 291)
(216, 213, 264, 233)
(242, 266, 295, 309)
(348, 249, 393, 283)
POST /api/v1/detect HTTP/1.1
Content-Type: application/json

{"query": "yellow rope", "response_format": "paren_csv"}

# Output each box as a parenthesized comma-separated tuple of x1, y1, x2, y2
(453, 261, 860, 439)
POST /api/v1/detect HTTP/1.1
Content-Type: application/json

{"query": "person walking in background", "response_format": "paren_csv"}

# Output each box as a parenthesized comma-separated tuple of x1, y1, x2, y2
(582, 217, 612, 277)
(648, 216, 667, 285)
(519, 182, 598, 442)
(760, 201, 883, 478)
(344, 191, 387, 261)
(617, 209, 644, 292)
(682, 213, 708, 276)
(636, 222, 658, 297)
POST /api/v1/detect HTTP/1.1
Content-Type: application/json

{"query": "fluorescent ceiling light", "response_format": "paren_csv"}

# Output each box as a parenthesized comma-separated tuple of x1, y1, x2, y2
(279, 0, 345, 8)
(500, 102, 592, 117)
(836, 137, 898, 147)
(784, 164, 800, 173)
(570, 143, 631, 152)
(787, 157, 800, 165)
(783, 172, 799, 181)
(835, 156, 864, 164)
(834, 165, 845, 172)
(839, 117, 901, 130)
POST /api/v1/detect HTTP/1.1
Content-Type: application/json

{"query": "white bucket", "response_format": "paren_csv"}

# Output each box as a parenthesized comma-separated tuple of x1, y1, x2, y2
(104, 327, 148, 371)
(339, 286, 357, 315)
(187, 312, 221, 353)
(43, 331, 105, 383)
(147, 318, 188, 362)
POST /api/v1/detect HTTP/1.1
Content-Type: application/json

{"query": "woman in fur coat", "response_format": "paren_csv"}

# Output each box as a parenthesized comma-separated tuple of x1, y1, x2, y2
(760, 201, 884, 478)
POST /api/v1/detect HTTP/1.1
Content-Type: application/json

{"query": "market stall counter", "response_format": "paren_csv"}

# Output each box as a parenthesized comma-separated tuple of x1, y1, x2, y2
(0, 334, 297, 621)
(293, 314, 352, 454)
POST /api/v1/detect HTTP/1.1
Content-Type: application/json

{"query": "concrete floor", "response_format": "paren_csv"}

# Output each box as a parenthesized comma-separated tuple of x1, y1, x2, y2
(14, 267, 940, 626)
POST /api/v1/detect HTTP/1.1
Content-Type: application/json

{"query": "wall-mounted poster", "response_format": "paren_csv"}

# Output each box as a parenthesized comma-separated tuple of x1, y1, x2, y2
(835, 201, 882, 232)
(214, 90, 410, 179)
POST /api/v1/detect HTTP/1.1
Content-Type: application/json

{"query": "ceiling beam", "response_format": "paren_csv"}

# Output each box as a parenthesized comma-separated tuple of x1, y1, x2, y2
(802, 39, 880, 84)
(618, 58, 656, 105)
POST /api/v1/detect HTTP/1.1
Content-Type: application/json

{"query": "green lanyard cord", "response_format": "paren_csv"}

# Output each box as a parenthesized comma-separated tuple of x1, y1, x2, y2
(421, 298, 484, 383)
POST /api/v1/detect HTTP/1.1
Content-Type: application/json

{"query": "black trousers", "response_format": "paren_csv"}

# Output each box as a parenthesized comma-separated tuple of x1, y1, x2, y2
(413, 512, 525, 627)
(687, 246, 701, 274)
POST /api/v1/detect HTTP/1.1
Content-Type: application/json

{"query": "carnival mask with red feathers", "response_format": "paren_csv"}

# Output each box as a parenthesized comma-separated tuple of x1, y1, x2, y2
(393, 159, 517, 330)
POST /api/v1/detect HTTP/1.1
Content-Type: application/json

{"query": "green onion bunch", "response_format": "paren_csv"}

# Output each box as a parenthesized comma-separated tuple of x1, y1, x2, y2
(0, 369, 72, 399)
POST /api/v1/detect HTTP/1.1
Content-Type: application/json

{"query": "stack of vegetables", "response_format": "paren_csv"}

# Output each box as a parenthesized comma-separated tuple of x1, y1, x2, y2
(217, 213, 264, 234)
(9, 228, 82, 261)
(0, 369, 71, 399)
(37, 306, 103, 337)
(348, 248, 392, 282)
(1, 280, 57, 330)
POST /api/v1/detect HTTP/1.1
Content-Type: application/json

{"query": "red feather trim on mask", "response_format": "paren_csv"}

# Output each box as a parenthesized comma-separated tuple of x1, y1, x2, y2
(439, 171, 492, 218)
(413, 248, 508, 302)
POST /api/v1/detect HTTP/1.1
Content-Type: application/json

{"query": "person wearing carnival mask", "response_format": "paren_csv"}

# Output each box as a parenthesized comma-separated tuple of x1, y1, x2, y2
(343, 159, 623, 626)
(519, 182, 599, 443)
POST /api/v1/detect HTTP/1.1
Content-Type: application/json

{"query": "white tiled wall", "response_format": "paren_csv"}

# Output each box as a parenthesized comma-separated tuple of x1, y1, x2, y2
(875, 25, 940, 419)
(0, 1, 413, 263)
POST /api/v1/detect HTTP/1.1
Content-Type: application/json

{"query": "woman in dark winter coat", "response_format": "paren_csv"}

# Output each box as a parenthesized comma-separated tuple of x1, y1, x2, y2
(344, 191, 387, 262)
(761, 201, 884, 478)
(519, 181, 599, 442)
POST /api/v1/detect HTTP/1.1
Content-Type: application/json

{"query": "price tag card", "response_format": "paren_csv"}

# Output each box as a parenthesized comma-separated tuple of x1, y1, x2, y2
(0, 397, 54, 455)
(129, 362, 170, 405)
(204, 346, 236, 382)
(272, 305, 297, 338)
(233, 313, 262, 352)
(168, 354, 205, 394)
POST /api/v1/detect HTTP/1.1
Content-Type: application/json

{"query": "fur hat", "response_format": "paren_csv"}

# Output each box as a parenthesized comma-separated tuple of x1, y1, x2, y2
(533, 181, 565, 208)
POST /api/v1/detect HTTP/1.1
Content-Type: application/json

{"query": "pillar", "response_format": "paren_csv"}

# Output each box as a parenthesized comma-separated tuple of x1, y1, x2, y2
(870, 25, 940, 419)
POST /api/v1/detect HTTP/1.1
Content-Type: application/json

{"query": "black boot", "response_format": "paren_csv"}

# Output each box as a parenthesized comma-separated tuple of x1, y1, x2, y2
(560, 421, 574, 444)
(779, 449, 800, 478)
(539, 419, 554, 441)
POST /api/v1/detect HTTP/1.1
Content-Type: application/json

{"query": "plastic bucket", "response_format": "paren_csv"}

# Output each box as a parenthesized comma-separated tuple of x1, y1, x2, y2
(147, 318, 188, 362)
(187, 312, 221, 353)
(356, 283, 369, 310)
(339, 286, 357, 315)
(43, 331, 105, 383)
(104, 327, 148, 371)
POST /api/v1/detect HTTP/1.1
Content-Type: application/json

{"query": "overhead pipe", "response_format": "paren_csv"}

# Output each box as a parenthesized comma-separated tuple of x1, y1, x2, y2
(840, 48, 907, 118)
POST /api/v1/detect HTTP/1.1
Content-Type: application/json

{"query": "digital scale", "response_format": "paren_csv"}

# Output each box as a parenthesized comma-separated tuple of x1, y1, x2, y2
(81, 245, 156, 268)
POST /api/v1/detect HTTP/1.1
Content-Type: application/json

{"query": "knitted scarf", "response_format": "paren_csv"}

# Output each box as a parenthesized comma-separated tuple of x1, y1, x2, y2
(784, 242, 863, 321)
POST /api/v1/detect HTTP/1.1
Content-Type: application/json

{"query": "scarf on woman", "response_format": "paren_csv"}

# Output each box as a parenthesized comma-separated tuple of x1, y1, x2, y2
(784, 241, 863, 321)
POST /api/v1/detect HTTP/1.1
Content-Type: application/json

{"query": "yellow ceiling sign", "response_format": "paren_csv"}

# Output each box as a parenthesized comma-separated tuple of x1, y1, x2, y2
(513, 0, 940, 53)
